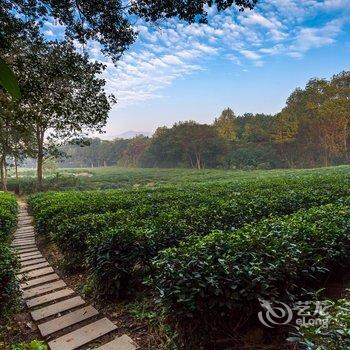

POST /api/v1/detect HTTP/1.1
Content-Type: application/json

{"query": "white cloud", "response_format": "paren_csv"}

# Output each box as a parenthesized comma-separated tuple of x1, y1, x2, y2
(82, 0, 349, 107)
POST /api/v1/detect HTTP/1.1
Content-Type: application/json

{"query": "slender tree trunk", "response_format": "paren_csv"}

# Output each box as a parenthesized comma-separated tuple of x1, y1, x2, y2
(36, 126, 45, 191)
(0, 156, 7, 191)
(14, 157, 20, 195)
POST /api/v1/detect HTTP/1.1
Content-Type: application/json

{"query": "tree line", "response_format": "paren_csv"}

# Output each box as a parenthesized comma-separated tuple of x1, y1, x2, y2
(59, 71, 350, 170)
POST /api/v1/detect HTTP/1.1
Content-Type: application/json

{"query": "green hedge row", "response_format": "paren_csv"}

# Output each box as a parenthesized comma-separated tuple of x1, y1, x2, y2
(29, 174, 350, 296)
(0, 192, 19, 321)
(150, 200, 350, 328)
(83, 174, 350, 296)
(0, 192, 18, 240)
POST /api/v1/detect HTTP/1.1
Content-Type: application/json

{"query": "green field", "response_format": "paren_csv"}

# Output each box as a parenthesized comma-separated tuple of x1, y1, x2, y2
(26, 165, 350, 348)
(9, 164, 350, 193)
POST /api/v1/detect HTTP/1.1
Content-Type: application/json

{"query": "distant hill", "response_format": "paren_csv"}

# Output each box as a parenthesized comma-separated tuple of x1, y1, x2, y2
(116, 131, 152, 139)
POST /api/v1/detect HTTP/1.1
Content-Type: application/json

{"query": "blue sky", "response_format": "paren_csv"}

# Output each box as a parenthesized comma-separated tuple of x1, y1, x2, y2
(43, 0, 350, 138)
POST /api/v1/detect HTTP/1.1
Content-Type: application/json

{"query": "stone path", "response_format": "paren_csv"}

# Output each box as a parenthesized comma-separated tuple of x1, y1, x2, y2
(12, 202, 138, 350)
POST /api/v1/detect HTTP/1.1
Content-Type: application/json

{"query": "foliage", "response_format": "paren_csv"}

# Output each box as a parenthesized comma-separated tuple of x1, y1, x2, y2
(289, 298, 350, 350)
(11, 38, 111, 190)
(0, 57, 20, 99)
(150, 202, 350, 335)
(2, 0, 256, 62)
(0, 192, 19, 323)
(11, 340, 48, 350)
(28, 171, 350, 296)
(0, 192, 18, 239)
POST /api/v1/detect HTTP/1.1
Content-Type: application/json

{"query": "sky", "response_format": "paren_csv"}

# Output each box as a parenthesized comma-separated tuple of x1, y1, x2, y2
(43, 0, 350, 139)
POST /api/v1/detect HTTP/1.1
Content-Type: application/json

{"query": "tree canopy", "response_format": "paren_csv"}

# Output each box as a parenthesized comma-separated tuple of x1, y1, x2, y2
(1, 0, 258, 61)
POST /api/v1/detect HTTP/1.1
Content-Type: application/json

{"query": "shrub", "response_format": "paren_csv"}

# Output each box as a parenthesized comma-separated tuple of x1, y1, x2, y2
(0, 192, 18, 240)
(86, 175, 350, 296)
(289, 297, 350, 350)
(150, 202, 350, 332)
(29, 174, 350, 296)
(0, 192, 19, 322)
(0, 243, 20, 319)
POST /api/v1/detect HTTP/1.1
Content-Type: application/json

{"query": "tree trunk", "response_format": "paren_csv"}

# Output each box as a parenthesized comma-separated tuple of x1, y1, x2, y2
(36, 126, 45, 191)
(14, 157, 20, 195)
(0, 156, 7, 191)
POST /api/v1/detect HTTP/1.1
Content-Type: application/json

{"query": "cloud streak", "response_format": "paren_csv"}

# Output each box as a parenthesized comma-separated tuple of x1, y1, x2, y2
(45, 0, 349, 108)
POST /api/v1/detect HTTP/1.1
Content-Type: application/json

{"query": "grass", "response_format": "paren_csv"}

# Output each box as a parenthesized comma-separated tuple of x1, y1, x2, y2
(8, 164, 350, 193)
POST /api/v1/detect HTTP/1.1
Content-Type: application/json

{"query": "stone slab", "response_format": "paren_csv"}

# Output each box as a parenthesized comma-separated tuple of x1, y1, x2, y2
(21, 258, 47, 267)
(20, 274, 60, 289)
(31, 296, 85, 321)
(17, 266, 54, 280)
(48, 318, 117, 350)
(26, 288, 74, 308)
(12, 242, 36, 248)
(19, 262, 50, 273)
(16, 228, 35, 233)
(19, 255, 43, 263)
(96, 335, 138, 350)
(15, 238, 35, 242)
(13, 237, 35, 242)
(14, 245, 37, 252)
(12, 241, 36, 247)
(15, 233, 35, 237)
(23, 280, 66, 299)
(17, 248, 39, 255)
(38, 305, 99, 337)
(19, 251, 42, 259)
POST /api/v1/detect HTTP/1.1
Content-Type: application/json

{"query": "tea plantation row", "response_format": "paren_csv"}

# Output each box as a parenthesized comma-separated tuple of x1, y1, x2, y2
(29, 173, 350, 298)
(0, 192, 19, 320)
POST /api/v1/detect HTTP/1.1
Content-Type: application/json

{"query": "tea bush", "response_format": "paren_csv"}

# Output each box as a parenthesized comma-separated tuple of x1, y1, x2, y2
(289, 297, 350, 350)
(0, 192, 18, 240)
(0, 192, 19, 321)
(29, 174, 350, 296)
(150, 202, 350, 329)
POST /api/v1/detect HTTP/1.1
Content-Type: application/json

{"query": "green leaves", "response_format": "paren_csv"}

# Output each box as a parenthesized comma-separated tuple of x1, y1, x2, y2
(0, 193, 20, 321)
(151, 201, 350, 330)
(0, 58, 21, 99)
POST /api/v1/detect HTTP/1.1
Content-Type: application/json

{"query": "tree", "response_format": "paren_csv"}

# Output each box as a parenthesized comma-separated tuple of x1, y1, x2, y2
(1, 0, 258, 61)
(119, 136, 150, 167)
(213, 108, 237, 141)
(173, 121, 226, 169)
(12, 38, 111, 190)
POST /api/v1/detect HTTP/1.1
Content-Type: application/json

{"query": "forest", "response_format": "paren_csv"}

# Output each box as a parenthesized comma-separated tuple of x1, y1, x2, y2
(59, 71, 350, 170)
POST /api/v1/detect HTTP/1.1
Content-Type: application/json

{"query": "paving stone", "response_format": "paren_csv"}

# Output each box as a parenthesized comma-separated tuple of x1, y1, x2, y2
(19, 255, 43, 263)
(17, 266, 54, 281)
(12, 242, 36, 248)
(26, 288, 74, 308)
(16, 229, 34, 234)
(96, 335, 138, 350)
(21, 258, 47, 267)
(38, 305, 99, 337)
(31, 296, 85, 321)
(13, 237, 35, 242)
(23, 280, 67, 299)
(20, 273, 60, 289)
(48, 318, 117, 350)
(14, 235, 35, 239)
(14, 245, 37, 251)
(16, 228, 34, 233)
(12, 241, 36, 247)
(15, 248, 38, 255)
(19, 251, 41, 258)
(19, 262, 50, 273)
